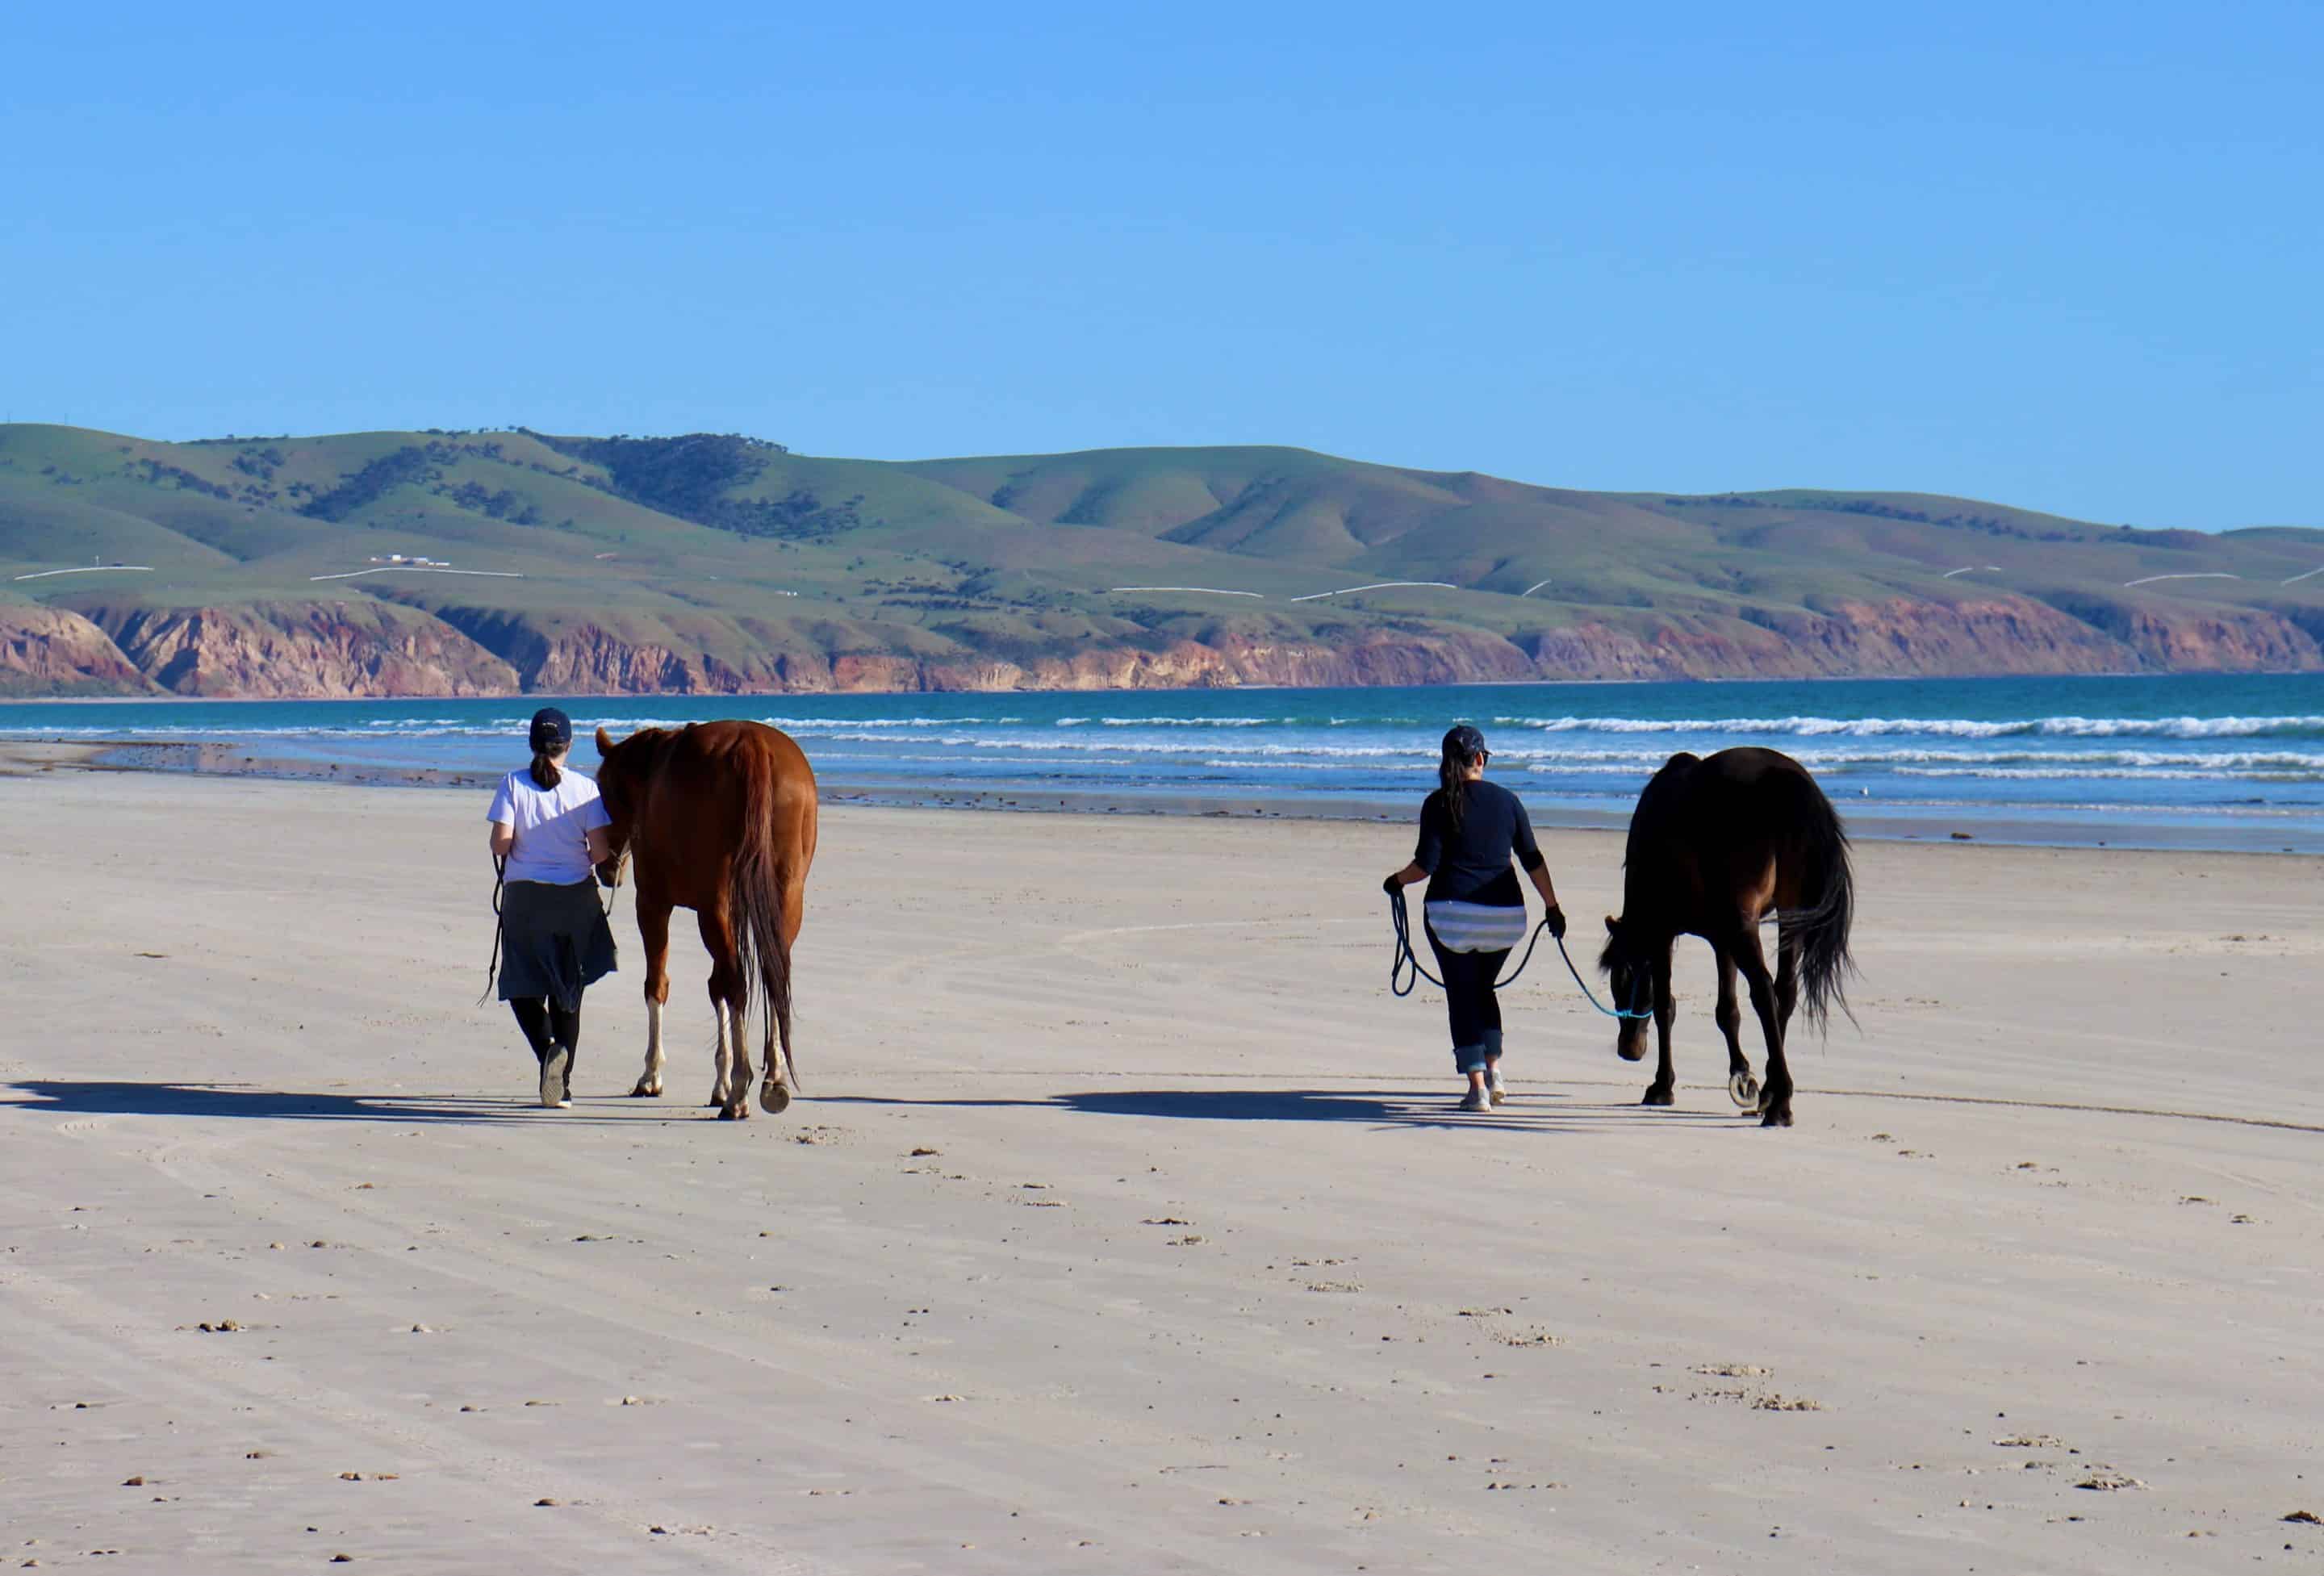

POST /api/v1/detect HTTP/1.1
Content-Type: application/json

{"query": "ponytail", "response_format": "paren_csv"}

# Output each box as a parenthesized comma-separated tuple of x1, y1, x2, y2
(1436, 724, 1486, 832)
(1439, 752, 1471, 831)
(529, 750, 562, 791)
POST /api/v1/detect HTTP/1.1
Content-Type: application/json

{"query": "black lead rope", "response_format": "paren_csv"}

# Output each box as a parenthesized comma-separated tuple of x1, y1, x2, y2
(478, 853, 508, 1007)
(1388, 892, 1553, 997)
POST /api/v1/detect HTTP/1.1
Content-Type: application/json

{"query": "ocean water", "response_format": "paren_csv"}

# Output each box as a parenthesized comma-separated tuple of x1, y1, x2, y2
(5, 674, 2322, 851)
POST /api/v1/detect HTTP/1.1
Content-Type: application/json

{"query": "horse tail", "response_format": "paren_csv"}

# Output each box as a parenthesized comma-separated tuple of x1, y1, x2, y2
(728, 746, 797, 1089)
(1783, 767, 1857, 1033)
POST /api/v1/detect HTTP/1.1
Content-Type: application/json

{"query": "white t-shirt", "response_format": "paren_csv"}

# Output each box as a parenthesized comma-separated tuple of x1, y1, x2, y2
(487, 767, 612, 886)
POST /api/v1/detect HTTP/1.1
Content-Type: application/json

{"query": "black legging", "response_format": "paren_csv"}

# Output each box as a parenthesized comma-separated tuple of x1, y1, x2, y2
(1427, 931, 1509, 1073)
(509, 997, 583, 1085)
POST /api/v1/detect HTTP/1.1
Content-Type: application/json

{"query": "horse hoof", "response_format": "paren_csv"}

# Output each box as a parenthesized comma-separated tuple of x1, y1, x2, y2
(629, 1081, 662, 1098)
(1728, 1072, 1762, 1110)
(1641, 1085, 1674, 1107)
(760, 1084, 791, 1114)
(1759, 1106, 1794, 1129)
(718, 1100, 751, 1121)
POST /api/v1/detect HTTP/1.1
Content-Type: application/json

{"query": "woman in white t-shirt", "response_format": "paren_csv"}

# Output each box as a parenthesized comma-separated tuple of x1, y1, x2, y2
(486, 707, 619, 1109)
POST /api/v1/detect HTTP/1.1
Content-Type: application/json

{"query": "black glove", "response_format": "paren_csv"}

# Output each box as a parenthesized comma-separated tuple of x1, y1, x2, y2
(1382, 874, 1403, 897)
(1544, 904, 1566, 938)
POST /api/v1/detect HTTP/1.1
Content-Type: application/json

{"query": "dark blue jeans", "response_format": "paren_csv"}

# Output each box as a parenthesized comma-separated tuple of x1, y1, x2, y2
(1427, 931, 1509, 1073)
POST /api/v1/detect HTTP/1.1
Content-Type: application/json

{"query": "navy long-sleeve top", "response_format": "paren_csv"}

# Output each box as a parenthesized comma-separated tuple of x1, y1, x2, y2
(1413, 780, 1545, 908)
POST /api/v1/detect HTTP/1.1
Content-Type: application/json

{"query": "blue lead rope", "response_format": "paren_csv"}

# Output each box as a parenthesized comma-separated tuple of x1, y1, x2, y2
(1388, 892, 1653, 1020)
(1553, 932, 1656, 1020)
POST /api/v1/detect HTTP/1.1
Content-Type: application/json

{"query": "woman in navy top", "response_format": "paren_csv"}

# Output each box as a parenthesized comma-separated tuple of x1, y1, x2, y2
(1383, 725, 1565, 1111)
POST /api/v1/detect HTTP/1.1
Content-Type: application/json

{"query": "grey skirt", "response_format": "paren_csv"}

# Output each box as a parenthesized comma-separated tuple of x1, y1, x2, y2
(495, 879, 618, 1010)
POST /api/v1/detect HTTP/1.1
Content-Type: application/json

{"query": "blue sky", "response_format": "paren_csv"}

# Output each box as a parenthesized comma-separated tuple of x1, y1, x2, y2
(6, 2, 2317, 528)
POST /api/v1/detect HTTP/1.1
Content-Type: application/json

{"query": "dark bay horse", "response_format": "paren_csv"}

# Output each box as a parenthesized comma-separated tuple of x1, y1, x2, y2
(593, 721, 818, 1120)
(1599, 747, 1854, 1127)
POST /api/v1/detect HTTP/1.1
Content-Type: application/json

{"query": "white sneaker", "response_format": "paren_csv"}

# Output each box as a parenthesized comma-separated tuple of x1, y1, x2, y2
(540, 1048, 571, 1110)
(1486, 1066, 1507, 1106)
(1459, 1087, 1492, 1113)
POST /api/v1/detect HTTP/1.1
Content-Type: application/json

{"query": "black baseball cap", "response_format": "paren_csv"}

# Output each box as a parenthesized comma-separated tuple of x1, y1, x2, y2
(529, 707, 574, 752)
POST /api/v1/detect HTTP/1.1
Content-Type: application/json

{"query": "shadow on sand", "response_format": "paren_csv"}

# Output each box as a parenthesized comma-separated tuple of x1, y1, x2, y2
(821, 1085, 1744, 1133)
(4, 1080, 650, 1126)
(10, 1081, 1751, 1135)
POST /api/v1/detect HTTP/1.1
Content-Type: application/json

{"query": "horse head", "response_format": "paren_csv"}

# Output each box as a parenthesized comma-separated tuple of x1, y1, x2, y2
(593, 725, 672, 877)
(1599, 914, 1654, 1060)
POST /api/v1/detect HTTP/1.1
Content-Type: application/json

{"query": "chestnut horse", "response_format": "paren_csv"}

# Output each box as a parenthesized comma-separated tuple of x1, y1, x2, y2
(1599, 747, 1854, 1127)
(592, 721, 817, 1120)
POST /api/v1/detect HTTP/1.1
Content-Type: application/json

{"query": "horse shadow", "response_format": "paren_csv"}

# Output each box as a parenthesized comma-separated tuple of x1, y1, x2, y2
(3, 1081, 640, 1126)
(821, 1086, 1744, 1132)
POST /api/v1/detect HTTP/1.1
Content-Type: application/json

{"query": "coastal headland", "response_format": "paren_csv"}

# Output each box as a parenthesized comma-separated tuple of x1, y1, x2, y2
(6, 424, 2322, 698)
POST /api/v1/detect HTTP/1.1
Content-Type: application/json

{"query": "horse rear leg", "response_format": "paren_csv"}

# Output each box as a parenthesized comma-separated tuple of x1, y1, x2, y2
(630, 900, 673, 1098)
(1730, 927, 1794, 1128)
(759, 876, 806, 1113)
(759, 959, 794, 1114)
(699, 908, 753, 1119)
(1712, 948, 1760, 1106)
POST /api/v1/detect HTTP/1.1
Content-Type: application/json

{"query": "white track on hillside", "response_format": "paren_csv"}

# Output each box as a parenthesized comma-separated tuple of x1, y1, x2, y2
(11, 565, 153, 581)
(308, 567, 525, 583)
(1107, 586, 1264, 597)
(1289, 581, 1457, 603)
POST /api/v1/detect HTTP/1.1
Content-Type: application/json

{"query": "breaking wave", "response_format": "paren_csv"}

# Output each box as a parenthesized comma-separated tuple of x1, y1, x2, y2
(1490, 714, 2324, 741)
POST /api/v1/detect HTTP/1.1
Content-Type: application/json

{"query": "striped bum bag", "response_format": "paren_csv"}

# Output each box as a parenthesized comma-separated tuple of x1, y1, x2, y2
(1423, 900, 1532, 954)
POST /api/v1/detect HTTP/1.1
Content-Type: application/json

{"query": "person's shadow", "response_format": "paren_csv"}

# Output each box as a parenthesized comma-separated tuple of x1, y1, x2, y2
(3, 1081, 636, 1125)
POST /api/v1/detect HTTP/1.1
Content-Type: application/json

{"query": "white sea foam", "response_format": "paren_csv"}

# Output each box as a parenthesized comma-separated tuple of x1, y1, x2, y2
(754, 715, 968, 729)
(1490, 713, 2324, 741)
(1893, 764, 2324, 782)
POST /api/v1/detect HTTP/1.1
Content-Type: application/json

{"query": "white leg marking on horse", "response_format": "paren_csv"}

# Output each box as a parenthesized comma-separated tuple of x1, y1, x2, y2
(629, 998, 666, 1097)
(711, 1001, 734, 1106)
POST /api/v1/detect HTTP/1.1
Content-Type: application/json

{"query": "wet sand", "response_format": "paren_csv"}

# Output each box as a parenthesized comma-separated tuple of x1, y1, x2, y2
(13, 736, 2318, 854)
(2, 766, 2319, 1573)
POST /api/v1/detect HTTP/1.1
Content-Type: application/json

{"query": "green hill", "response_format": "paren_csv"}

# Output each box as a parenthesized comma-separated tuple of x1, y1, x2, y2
(2, 423, 2319, 696)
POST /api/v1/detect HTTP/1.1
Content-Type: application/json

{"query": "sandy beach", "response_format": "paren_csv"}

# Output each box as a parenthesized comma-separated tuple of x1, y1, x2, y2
(2, 762, 2320, 1574)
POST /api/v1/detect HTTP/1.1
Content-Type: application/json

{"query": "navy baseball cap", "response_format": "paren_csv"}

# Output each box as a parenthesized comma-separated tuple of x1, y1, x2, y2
(529, 707, 574, 752)
(1442, 724, 1487, 759)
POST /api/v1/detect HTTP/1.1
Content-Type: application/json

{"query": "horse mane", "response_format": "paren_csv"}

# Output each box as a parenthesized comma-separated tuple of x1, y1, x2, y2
(1620, 751, 1699, 871)
(596, 727, 675, 794)
(594, 726, 676, 861)
(1602, 751, 1703, 973)
(1630, 752, 1699, 832)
